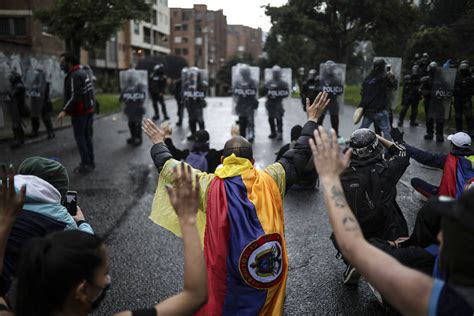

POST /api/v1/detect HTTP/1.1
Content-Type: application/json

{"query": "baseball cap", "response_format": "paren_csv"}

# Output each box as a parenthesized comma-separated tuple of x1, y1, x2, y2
(426, 189, 474, 231)
(447, 132, 471, 148)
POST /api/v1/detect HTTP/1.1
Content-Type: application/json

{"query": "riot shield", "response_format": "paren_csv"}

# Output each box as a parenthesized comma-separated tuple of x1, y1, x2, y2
(374, 57, 402, 109)
(0, 65, 10, 128)
(429, 68, 456, 120)
(264, 66, 291, 117)
(319, 61, 345, 115)
(119, 69, 148, 121)
(231, 63, 260, 116)
(25, 69, 47, 117)
(182, 67, 208, 120)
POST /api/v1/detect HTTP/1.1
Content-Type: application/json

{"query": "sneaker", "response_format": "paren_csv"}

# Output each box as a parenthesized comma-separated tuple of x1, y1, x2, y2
(368, 282, 384, 306)
(152, 115, 160, 121)
(343, 264, 361, 285)
(164, 116, 170, 120)
(424, 134, 433, 140)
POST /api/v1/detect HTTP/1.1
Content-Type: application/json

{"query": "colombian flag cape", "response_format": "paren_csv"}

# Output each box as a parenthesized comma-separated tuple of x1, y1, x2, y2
(439, 154, 474, 198)
(150, 154, 288, 315)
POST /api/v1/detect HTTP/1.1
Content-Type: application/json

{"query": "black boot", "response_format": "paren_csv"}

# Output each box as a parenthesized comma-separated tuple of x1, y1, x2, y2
(436, 121, 444, 142)
(30, 117, 40, 137)
(268, 117, 277, 139)
(134, 122, 142, 146)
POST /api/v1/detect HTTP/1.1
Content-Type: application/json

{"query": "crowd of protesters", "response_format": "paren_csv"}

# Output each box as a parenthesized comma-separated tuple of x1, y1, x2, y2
(0, 48, 473, 315)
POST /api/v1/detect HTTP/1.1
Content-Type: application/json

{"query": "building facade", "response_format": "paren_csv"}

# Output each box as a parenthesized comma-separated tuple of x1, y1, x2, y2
(170, 4, 227, 95)
(227, 24, 263, 61)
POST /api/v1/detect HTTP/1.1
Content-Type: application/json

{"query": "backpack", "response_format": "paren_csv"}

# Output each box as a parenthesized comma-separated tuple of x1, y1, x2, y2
(186, 151, 208, 172)
(340, 164, 385, 237)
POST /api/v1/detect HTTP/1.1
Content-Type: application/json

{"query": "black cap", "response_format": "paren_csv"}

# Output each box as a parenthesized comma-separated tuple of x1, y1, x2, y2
(426, 189, 474, 231)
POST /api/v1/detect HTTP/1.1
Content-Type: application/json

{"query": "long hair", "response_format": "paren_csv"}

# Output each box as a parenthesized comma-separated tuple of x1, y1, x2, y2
(15, 230, 104, 316)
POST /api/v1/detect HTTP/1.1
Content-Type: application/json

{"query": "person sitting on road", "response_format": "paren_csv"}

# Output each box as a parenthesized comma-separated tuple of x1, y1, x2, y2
(0, 164, 207, 316)
(0, 157, 93, 298)
(337, 128, 409, 285)
(142, 92, 330, 315)
(160, 122, 238, 173)
(309, 127, 474, 314)
(275, 123, 318, 190)
(392, 129, 474, 198)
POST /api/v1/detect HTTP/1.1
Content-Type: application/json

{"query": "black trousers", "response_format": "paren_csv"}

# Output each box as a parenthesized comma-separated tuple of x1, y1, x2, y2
(128, 121, 142, 141)
(71, 114, 94, 166)
(399, 98, 419, 124)
(189, 118, 205, 135)
(176, 98, 184, 123)
(151, 94, 168, 118)
(424, 100, 444, 136)
(454, 97, 473, 132)
(268, 116, 283, 134)
(318, 114, 340, 136)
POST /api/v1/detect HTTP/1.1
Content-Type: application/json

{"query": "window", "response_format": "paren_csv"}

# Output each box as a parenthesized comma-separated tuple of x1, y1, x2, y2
(0, 17, 27, 36)
(182, 48, 188, 55)
(182, 24, 188, 31)
(182, 37, 188, 43)
(134, 22, 140, 34)
(207, 12, 214, 21)
(174, 36, 182, 44)
(174, 24, 181, 31)
(152, 10, 157, 24)
(159, 12, 163, 23)
(175, 48, 181, 55)
(182, 11, 192, 21)
(143, 27, 151, 43)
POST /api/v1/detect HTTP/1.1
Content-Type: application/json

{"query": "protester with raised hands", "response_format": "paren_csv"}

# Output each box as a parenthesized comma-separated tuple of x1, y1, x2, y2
(309, 126, 474, 315)
(0, 165, 26, 313)
(10, 162, 206, 316)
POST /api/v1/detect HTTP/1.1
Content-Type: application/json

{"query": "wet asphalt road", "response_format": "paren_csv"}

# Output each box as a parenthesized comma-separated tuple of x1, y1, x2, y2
(1, 97, 451, 315)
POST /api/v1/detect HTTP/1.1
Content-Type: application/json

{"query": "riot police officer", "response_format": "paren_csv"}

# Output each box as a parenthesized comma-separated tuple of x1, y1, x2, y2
(5, 71, 27, 148)
(453, 61, 474, 134)
(300, 69, 320, 112)
(398, 64, 421, 127)
(233, 64, 259, 141)
(420, 62, 444, 142)
(149, 64, 169, 121)
(27, 69, 54, 138)
(182, 67, 208, 140)
(264, 65, 290, 140)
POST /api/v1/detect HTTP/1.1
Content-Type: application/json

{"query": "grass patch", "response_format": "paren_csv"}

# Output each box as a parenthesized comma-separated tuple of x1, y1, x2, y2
(52, 93, 121, 114)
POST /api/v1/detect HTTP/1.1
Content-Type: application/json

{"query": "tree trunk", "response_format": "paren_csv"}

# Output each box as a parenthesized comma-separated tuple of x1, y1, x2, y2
(65, 38, 81, 59)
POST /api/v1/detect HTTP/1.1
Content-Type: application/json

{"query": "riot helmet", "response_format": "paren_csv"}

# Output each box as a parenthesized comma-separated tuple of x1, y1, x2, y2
(349, 129, 384, 162)
(427, 61, 438, 74)
(308, 69, 317, 80)
(153, 64, 164, 74)
(412, 64, 420, 75)
(272, 65, 282, 80)
(422, 52, 429, 59)
(459, 61, 470, 71)
(239, 64, 251, 80)
(404, 74, 411, 81)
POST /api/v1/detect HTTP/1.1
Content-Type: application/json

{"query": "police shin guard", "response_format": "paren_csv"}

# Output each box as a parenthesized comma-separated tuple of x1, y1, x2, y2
(43, 114, 55, 139)
(268, 118, 277, 138)
(127, 122, 135, 144)
(330, 115, 339, 136)
(436, 121, 444, 142)
(11, 125, 25, 149)
(134, 122, 142, 146)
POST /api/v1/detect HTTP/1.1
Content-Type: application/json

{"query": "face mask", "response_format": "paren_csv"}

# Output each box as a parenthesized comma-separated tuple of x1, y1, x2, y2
(90, 275, 111, 310)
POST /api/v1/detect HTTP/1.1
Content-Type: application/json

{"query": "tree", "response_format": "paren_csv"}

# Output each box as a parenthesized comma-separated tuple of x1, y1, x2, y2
(35, 0, 150, 57)
(265, 0, 419, 64)
(406, 26, 457, 64)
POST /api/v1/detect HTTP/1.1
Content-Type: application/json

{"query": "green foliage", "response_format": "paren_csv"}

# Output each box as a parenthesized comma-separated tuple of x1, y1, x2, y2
(265, 0, 419, 65)
(406, 26, 457, 63)
(35, 0, 150, 56)
(52, 93, 120, 113)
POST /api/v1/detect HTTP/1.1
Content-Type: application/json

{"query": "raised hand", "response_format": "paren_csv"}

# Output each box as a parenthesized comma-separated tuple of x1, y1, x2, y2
(309, 126, 352, 181)
(306, 92, 330, 121)
(160, 122, 173, 138)
(142, 118, 165, 144)
(166, 163, 200, 223)
(0, 165, 26, 228)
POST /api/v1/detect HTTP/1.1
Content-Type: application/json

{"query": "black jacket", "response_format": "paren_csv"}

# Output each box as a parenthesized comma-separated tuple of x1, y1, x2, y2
(359, 73, 396, 113)
(151, 121, 319, 192)
(63, 65, 95, 116)
(341, 143, 410, 240)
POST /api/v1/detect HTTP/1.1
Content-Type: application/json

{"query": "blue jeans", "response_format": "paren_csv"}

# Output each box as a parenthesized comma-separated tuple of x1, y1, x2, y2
(71, 114, 94, 166)
(360, 110, 392, 140)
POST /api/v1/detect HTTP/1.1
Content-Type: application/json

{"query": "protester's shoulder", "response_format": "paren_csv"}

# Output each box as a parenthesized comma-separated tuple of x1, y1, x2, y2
(433, 280, 474, 315)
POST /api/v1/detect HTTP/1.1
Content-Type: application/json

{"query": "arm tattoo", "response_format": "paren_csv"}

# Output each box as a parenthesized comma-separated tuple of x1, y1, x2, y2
(330, 185, 347, 208)
(342, 216, 359, 232)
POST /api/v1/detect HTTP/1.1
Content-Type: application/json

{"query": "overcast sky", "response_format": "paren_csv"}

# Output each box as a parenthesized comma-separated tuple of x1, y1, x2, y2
(168, 0, 288, 32)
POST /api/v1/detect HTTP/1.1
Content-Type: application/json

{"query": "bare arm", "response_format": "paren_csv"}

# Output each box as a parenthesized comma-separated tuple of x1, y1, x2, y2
(310, 127, 434, 316)
(116, 163, 207, 316)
